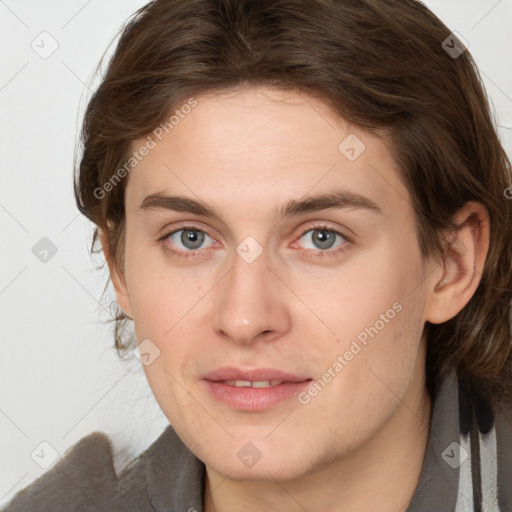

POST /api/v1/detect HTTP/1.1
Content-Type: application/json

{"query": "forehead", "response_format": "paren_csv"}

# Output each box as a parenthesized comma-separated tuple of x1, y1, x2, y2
(124, 86, 409, 220)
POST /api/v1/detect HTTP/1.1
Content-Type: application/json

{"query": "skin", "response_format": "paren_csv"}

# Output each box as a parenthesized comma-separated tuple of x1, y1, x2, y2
(101, 86, 489, 512)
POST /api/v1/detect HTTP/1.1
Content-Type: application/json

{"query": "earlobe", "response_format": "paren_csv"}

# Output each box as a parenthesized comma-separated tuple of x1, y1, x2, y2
(425, 202, 490, 324)
(99, 229, 133, 319)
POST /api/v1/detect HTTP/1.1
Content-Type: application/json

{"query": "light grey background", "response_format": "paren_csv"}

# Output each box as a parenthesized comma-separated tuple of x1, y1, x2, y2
(1, 0, 511, 506)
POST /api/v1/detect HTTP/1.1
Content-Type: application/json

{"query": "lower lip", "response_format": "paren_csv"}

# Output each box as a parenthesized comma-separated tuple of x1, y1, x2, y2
(203, 380, 312, 411)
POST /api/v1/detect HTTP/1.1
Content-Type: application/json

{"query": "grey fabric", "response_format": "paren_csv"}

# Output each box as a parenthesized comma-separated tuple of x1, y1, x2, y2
(2, 369, 510, 512)
(2, 426, 205, 512)
(495, 398, 512, 511)
(406, 368, 460, 511)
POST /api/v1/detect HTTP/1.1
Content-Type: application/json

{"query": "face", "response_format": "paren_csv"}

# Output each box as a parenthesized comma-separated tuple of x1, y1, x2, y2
(112, 86, 436, 480)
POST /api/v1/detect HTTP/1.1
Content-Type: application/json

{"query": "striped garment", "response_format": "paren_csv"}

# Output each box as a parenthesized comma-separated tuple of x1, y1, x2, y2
(408, 368, 512, 512)
(455, 373, 503, 512)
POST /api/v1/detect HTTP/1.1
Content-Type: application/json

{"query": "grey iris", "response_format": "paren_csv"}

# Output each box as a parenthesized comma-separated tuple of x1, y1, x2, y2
(312, 230, 336, 250)
(182, 229, 204, 249)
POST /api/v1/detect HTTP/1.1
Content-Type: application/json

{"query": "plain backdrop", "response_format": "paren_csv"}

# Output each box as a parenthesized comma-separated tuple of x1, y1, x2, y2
(1, 0, 512, 506)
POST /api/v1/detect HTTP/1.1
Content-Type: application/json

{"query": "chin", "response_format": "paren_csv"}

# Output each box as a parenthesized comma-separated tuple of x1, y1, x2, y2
(199, 436, 327, 482)
(208, 455, 310, 482)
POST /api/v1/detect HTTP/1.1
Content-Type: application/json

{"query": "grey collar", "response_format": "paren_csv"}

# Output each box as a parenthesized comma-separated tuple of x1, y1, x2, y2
(406, 368, 460, 511)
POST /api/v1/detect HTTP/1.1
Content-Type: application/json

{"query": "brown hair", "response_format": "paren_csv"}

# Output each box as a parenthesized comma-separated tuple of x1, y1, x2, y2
(74, 0, 512, 402)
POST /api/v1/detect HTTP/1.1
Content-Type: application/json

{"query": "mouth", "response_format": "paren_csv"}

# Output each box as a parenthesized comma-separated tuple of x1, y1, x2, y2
(202, 367, 312, 411)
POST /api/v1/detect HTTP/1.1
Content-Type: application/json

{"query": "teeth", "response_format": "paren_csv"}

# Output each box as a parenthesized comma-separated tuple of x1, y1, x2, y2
(223, 380, 283, 388)
(252, 380, 282, 388)
(226, 380, 252, 387)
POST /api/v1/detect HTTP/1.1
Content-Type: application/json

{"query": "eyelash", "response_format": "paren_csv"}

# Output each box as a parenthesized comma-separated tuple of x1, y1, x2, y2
(157, 224, 351, 261)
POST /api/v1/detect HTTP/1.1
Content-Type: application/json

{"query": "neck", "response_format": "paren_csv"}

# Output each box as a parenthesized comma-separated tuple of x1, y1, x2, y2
(204, 363, 432, 512)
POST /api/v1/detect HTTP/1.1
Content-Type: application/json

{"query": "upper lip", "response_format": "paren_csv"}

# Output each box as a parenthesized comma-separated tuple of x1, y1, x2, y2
(203, 366, 310, 383)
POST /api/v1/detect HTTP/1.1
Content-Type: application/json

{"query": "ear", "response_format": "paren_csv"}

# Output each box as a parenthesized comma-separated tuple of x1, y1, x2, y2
(424, 201, 490, 324)
(99, 229, 133, 319)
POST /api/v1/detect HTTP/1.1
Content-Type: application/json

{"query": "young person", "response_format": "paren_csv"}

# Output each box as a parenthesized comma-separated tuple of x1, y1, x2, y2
(4, 0, 512, 511)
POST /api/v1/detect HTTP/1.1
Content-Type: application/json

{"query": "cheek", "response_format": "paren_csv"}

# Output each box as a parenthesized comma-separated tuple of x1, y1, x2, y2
(301, 239, 428, 390)
(124, 251, 210, 386)
(297, 283, 427, 450)
(300, 246, 423, 343)
(123, 241, 190, 334)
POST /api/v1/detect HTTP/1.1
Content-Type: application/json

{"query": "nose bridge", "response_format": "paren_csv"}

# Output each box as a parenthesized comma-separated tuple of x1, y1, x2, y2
(212, 243, 290, 345)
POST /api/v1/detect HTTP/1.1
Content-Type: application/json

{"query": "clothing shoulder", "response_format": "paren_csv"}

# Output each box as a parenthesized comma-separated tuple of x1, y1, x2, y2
(496, 396, 512, 511)
(1, 429, 176, 512)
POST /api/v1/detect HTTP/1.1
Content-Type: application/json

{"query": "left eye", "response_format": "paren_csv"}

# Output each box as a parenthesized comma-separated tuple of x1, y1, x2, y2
(166, 228, 213, 251)
(299, 228, 347, 251)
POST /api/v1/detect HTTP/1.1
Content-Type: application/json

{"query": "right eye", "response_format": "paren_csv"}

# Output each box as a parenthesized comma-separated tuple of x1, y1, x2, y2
(158, 226, 216, 259)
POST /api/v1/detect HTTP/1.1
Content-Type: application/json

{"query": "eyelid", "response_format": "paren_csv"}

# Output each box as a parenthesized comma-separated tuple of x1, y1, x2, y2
(157, 219, 215, 238)
(295, 221, 352, 243)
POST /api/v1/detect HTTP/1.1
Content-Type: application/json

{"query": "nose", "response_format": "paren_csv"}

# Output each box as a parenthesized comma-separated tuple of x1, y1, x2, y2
(212, 246, 292, 346)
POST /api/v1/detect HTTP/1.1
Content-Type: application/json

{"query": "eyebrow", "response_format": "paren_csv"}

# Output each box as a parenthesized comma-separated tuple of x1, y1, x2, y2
(138, 189, 383, 220)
